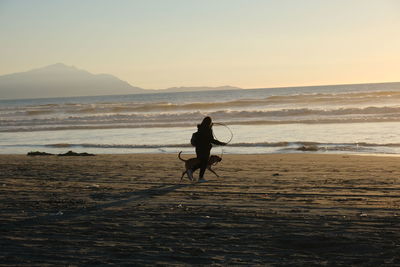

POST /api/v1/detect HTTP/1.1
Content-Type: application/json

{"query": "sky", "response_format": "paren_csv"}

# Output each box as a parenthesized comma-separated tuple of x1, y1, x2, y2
(0, 0, 399, 89)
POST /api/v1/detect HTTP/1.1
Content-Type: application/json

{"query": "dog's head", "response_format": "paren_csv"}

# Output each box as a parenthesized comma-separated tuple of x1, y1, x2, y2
(209, 155, 222, 165)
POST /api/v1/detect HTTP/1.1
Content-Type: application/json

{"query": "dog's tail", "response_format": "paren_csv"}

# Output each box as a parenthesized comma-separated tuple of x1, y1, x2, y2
(178, 151, 186, 162)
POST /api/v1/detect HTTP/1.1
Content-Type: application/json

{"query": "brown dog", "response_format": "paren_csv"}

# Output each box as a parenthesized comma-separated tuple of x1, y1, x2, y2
(178, 151, 222, 181)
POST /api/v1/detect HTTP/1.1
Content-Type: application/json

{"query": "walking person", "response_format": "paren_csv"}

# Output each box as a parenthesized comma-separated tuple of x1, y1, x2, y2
(188, 116, 226, 182)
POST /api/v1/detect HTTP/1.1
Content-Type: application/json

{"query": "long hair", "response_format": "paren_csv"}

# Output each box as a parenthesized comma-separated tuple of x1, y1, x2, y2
(200, 116, 212, 128)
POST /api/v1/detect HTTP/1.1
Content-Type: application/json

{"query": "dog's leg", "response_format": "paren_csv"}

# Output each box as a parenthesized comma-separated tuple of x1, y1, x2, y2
(207, 167, 219, 178)
(181, 171, 186, 181)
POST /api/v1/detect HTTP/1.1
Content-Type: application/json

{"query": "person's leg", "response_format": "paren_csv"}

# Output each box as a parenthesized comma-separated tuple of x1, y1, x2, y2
(199, 160, 207, 179)
(191, 164, 200, 173)
(199, 150, 210, 179)
(190, 147, 202, 173)
(186, 147, 203, 181)
(186, 169, 194, 181)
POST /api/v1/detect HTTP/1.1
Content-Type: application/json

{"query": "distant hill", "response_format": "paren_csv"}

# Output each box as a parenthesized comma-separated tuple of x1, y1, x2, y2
(0, 63, 146, 99)
(0, 63, 243, 99)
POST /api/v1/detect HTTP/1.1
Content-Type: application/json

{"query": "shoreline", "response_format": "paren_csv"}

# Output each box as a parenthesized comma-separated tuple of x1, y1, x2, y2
(3, 122, 400, 155)
(3, 152, 400, 157)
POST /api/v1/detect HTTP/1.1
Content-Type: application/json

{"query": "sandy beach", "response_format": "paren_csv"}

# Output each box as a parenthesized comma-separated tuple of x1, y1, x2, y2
(1, 153, 400, 266)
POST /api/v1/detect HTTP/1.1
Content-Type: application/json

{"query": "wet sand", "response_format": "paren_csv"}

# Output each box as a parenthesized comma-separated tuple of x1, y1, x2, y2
(1, 154, 400, 266)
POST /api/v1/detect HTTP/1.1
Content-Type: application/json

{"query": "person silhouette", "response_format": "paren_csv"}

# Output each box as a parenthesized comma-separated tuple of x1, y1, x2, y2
(188, 116, 226, 182)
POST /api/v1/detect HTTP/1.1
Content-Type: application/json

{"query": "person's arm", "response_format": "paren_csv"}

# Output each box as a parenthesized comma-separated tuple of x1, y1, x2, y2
(211, 138, 226, 146)
(210, 129, 226, 146)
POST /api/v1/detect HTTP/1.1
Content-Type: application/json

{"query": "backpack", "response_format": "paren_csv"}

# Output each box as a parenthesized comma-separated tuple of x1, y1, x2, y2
(190, 131, 198, 146)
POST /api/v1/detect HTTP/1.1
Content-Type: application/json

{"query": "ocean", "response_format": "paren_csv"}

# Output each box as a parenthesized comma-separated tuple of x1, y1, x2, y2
(1, 82, 400, 155)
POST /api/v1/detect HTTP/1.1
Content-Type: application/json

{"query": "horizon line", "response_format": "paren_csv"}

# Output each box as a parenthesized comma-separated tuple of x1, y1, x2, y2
(1, 80, 400, 102)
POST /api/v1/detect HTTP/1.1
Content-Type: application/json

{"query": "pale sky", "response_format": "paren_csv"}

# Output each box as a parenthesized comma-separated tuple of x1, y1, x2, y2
(0, 0, 399, 89)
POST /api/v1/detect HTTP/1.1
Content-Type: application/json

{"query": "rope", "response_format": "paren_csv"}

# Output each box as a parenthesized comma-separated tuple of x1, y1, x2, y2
(212, 122, 233, 144)
(212, 122, 233, 158)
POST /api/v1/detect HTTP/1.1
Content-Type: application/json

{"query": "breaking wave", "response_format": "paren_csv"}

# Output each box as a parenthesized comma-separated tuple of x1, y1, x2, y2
(2, 90, 400, 115)
(2, 88, 400, 132)
(2, 105, 400, 132)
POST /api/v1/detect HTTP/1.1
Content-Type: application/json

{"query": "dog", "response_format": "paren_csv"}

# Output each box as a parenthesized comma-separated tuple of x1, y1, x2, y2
(178, 151, 222, 181)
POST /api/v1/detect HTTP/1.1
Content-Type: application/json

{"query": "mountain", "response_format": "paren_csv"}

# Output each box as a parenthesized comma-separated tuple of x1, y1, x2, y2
(0, 63, 146, 99)
(159, 85, 242, 93)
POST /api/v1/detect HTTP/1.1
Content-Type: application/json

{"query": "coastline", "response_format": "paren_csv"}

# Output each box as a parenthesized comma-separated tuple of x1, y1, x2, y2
(3, 121, 400, 155)
(1, 153, 400, 265)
